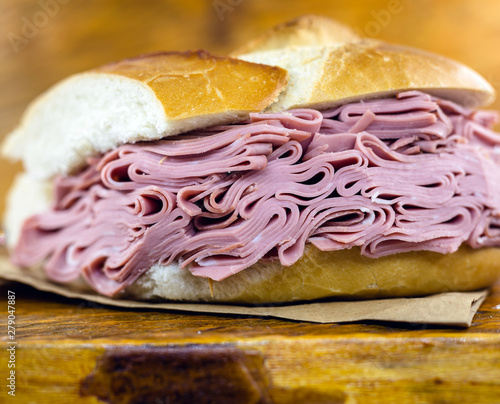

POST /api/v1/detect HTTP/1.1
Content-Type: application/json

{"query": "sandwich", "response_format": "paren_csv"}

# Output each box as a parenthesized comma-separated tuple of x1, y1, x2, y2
(3, 15, 500, 303)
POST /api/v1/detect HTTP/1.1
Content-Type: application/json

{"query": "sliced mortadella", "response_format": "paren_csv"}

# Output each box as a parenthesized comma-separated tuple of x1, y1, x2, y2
(11, 91, 500, 296)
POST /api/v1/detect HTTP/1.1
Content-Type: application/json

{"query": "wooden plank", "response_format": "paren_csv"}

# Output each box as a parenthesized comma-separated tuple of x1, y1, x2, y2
(1, 281, 500, 403)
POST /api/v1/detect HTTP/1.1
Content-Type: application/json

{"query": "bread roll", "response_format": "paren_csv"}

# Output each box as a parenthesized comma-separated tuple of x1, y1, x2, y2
(232, 16, 494, 112)
(2, 51, 288, 179)
(128, 244, 500, 303)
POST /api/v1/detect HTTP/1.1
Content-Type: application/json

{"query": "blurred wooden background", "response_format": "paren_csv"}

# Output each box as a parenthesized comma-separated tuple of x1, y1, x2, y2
(1, 0, 500, 216)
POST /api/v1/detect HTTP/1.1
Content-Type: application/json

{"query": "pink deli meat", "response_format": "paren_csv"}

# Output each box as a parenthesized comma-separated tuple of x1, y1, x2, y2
(11, 91, 500, 296)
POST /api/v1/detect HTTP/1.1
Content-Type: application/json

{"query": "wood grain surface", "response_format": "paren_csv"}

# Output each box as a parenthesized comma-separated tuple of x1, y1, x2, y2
(0, 280, 500, 403)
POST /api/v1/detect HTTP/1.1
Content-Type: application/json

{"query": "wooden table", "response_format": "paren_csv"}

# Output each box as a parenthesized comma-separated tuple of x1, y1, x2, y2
(1, 280, 500, 403)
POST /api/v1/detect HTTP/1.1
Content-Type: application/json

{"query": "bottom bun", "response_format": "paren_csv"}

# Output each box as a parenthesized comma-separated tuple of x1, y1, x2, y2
(127, 244, 500, 303)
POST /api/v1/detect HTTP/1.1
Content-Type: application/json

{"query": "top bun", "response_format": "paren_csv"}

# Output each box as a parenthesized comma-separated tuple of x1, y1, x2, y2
(232, 15, 495, 113)
(2, 51, 288, 179)
(233, 14, 362, 53)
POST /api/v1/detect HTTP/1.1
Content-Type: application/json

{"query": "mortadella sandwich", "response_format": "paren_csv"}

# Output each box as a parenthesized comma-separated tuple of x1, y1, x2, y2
(3, 15, 500, 303)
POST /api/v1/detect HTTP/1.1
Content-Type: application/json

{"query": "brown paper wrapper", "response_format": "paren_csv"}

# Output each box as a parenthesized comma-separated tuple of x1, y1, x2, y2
(0, 253, 487, 327)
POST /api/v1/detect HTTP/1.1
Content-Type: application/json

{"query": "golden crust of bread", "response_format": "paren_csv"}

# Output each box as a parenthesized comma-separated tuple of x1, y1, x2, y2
(93, 50, 289, 121)
(129, 244, 500, 303)
(232, 14, 360, 54)
(312, 40, 496, 109)
(233, 16, 495, 109)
